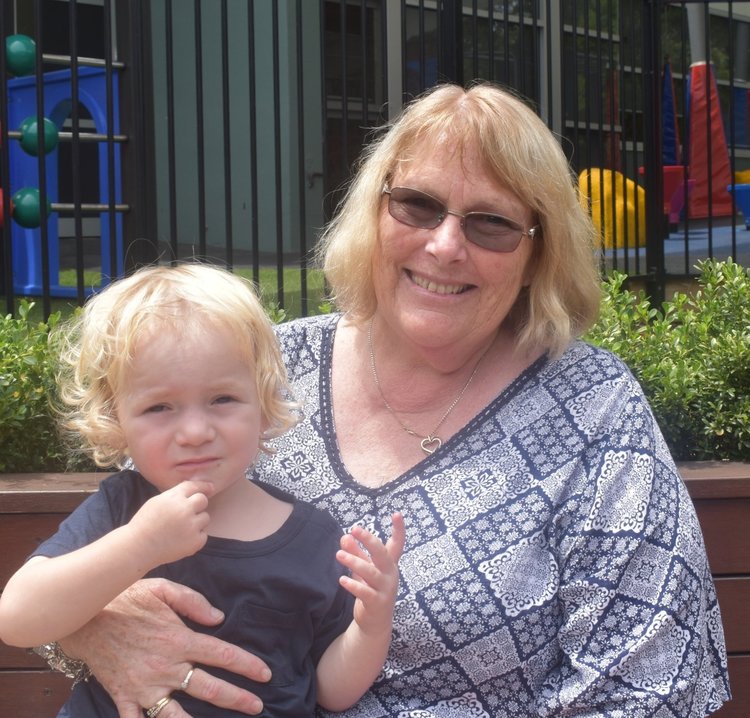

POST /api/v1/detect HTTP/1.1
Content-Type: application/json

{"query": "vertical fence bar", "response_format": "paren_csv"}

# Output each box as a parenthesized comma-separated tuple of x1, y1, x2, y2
(340, 0, 350, 174)
(625, 1, 640, 275)
(610, 2, 622, 273)
(248, 0, 260, 286)
(103, 0, 118, 285)
(487, 0, 495, 82)
(517, 0, 524, 92)
(272, 0, 284, 305)
(530, 0, 541, 102)
(571, 5, 592, 261)
(400, 0, 407, 102)
(296, 0, 308, 315)
(164, 0, 178, 262)
(67, 0, 84, 299)
(32, 0, 51, 316)
(418, 0, 425, 90)
(622, 4, 644, 266)
(194, 0, 207, 258)
(679, 6, 690, 274)
(727, 4, 738, 259)
(318, 0, 331, 216)
(1, 2, 15, 314)
(501, 0, 509, 84)
(360, 0, 368, 121)
(703, 6, 714, 256)
(381, 0, 389, 114)
(545, 0, 553, 127)
(117, 0, 158, 271)
(518, 0, 527, 95)
(468, 0, 478, 80)
(220, 0, 233, 269)
(643, 0, 665, 305)
(438, 0, 462, 83)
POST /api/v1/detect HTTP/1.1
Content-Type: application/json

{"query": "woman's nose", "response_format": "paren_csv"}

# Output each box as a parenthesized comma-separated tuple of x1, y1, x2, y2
(424, 213, 468, 261)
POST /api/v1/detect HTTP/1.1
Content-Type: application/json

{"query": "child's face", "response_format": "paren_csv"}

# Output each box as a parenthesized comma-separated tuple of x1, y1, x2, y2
(116, 325, 264, 494)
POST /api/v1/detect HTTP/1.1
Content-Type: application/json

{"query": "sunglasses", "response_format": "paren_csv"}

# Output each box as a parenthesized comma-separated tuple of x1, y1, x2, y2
(383, 184, 540, 253)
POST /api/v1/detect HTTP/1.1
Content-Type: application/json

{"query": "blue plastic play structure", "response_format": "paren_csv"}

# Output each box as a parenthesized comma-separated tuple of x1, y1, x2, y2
(7, 65, 122, 296)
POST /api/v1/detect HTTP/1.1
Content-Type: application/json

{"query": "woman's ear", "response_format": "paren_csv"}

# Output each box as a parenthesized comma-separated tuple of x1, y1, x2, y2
(521, 259, 537, 288)
(521, 230, 542, 287)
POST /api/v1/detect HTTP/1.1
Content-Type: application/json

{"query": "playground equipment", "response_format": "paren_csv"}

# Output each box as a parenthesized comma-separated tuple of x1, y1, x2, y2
(638, 165, 696, 225)
(580, 60, 741, 249)
(579, 168, 646, 249)
(8, 185, 126, 229)
(686, 62, 734, 218)
(9, 187, 51, 229)
(728, 184, 750, 230)
(3, 33, 126, 296)
(5, 34, 36, 76)
(16, 116, 60, 155)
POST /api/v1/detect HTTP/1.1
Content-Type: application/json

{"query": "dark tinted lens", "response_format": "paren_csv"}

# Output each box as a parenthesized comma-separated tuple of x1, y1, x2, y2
(465, 213, 523, 252)
(388, 187, 443, 228)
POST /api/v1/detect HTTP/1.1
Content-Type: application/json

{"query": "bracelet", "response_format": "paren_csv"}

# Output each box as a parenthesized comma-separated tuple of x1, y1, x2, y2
(34, 642, 93, 685)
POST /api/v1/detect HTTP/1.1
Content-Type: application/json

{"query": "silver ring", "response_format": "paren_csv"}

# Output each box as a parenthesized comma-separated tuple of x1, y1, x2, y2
(180, 667, 195, 692)
(145, 695, 172, 718)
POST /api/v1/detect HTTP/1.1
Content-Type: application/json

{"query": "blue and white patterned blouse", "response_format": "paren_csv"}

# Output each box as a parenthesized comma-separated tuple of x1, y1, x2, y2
(253, 314, 730, 718)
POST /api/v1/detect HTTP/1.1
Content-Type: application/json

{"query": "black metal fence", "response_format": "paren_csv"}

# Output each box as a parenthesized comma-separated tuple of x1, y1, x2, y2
(2, 0, 749, 318)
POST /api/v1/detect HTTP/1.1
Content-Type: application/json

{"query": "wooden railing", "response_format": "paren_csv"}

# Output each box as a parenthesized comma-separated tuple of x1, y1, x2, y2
(1, 464, 749, 717)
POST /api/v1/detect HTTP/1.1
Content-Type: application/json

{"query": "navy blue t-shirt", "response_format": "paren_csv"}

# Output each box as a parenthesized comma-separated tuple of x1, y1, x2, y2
(32, 470, 355, 718)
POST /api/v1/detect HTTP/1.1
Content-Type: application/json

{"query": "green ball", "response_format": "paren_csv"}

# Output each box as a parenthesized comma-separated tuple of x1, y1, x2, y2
(19, 116, 59, 156)
(11, 187, 52, 229)
(5, 34, 36, 77)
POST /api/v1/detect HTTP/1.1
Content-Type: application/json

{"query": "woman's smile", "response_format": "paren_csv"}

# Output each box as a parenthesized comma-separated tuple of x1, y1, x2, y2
(407, 270, 470, 295)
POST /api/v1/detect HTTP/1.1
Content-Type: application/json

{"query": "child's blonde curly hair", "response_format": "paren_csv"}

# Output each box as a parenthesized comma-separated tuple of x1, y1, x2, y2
(55, 263, 299, 468)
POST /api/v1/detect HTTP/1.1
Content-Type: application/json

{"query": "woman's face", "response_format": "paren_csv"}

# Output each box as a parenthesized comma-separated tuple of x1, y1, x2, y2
(372, 138, 537, 355)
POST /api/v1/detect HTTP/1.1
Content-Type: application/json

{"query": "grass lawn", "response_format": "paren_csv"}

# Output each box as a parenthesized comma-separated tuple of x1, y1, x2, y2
(6, 265, 329, 322)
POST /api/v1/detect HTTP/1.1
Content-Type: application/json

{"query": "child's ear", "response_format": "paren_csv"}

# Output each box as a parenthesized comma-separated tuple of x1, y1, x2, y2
(112, 426, 128, 452)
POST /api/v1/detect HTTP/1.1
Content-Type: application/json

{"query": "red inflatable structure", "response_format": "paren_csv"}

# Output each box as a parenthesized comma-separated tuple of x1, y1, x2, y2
(687, 61, 734, 218)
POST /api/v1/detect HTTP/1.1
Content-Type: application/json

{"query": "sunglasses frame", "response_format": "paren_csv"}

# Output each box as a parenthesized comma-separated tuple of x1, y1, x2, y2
(382, 183, 540, 253)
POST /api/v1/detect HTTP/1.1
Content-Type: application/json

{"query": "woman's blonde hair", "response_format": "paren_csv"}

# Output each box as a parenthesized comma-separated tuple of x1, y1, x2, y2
(318, 82, 601, 358)
(55, 263, 298, 468)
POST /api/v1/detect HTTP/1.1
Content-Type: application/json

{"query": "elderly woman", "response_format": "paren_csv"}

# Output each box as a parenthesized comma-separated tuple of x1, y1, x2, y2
(47, 83, 729, 717)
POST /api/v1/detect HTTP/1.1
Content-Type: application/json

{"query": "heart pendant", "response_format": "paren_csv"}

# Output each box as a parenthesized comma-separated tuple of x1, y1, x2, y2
(420, 436, 442, 455)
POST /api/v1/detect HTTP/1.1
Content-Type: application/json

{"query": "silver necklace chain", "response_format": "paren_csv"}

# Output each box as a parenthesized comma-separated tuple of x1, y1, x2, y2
(367, 319, 489, 455)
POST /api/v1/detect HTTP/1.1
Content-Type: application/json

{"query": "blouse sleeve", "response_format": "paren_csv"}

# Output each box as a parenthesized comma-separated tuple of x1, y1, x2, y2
(538, 369, 730, 717)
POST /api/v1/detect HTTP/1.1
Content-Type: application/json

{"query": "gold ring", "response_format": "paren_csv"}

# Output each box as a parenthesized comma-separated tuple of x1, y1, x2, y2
(179, 667, 195, 692)
(145, 695, 172, 718)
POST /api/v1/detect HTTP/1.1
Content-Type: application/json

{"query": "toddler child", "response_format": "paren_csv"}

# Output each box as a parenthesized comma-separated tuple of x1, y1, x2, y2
(0, 263, 404, 718)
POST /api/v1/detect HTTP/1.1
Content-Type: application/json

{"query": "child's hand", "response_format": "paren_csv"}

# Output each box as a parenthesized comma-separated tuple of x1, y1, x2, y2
(336, 512, 405, 636)
(129, 481, 213, 566)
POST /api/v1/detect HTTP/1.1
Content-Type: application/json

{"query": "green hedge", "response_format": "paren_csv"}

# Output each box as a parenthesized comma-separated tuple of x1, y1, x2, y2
(1, 259, 748, 472)
(585, 258, 750, 461)
(0, 302, 93, 473)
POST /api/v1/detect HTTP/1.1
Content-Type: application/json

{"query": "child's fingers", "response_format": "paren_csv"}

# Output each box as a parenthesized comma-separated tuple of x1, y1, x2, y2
(338, 573, 371, 599)
(349, 514, 405, 570)
(385, 512, 406, 562)
(181, 480, 215, 499)
(337, 514, 405, 589)
(335, 546, 368, 583)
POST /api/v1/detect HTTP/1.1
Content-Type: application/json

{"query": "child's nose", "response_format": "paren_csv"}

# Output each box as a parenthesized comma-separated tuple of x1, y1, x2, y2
(176, 411, 215, 445)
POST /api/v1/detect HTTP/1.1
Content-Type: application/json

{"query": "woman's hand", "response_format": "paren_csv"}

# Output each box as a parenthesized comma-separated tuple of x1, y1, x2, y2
(59, 578, 271, 718)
